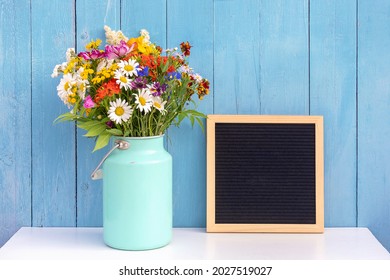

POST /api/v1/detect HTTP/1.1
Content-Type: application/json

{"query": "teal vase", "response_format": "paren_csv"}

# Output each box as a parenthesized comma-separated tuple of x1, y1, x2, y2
(102, 135, 172, 250)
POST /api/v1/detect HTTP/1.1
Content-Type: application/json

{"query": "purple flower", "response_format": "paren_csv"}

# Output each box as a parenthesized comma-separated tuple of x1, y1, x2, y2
(105, 121, 114, 128)
(83, 96, 95, 109)
(105, 40, 134, 59)
(149, 82, 167, 96)
(78, 49, 104, 60)
(130, 77, 148, 89)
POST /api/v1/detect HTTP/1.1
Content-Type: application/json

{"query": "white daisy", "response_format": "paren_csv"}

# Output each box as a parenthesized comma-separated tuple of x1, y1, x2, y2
(178, 64, 193, 74)
(151, 96, 167, 115)
(134, 88, 153, 113)
(107, 98, 133, 124)
(57, 73, 77, 105)
(114, 69, 131, 90)
(76, 80, 88, 100)
(118, 59, 139, 77)
(192, 73, 203, 83)
(75, 67, 89, 100)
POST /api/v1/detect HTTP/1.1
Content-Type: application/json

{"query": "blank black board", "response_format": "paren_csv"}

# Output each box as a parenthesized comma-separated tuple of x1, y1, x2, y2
(207, 115, 324, 233)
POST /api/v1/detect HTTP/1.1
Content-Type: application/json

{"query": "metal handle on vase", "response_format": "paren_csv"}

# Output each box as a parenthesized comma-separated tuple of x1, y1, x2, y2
(90, 140, 130, 180)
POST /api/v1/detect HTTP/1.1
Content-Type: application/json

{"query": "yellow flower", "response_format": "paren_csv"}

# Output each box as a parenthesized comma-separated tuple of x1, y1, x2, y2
(67, 93, 78, 104)
(91, 64, 118, 84)
(127, 36, 158, 55)
(143, 44, 159, 55)
(92, 77, 102, 84)
(80, 68, 94, 80)
(85, 39, 102, 50)
(63, 57, 81, 74)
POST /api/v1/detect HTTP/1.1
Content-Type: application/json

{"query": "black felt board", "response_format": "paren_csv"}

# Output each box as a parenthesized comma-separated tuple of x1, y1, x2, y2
(214, 123, 316, 225)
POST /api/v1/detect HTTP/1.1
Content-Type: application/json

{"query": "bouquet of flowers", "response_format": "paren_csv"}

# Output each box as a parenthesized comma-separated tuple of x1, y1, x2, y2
(52, 26, 209, 151)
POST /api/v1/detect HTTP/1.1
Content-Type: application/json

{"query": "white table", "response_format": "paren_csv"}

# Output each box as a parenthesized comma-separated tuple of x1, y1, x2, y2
(0, 227, 389, 260)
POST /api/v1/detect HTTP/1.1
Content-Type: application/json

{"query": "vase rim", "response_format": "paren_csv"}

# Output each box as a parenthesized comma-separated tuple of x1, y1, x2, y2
(114, 135, 164, 140)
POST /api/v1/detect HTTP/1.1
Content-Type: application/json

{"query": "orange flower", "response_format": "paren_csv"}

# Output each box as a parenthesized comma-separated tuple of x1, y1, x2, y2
(94, 79, 121, 104)
(140, 54, 156, 69)
(137, 54, 179, 80)
(139, 54, 157, 80)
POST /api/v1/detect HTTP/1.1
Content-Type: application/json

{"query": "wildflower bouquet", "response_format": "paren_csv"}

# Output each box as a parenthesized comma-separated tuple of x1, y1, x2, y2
(53, 26, 209, 151)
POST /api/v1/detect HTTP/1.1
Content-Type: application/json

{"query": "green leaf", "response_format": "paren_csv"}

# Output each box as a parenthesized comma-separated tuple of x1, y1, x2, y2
(189, 115, 195, 127)
(77, 120, 102, 130)
(106, 128, 123, 136)
(84, 124, 107, 137)
(161, 61, 169, 73)
(177, 112, 186, 124)
(93, 133, 111, 152)
(195, 117, 205, 133)
(185, 110, 207, 118)
(79, 107, 86, 116)
(54, 112, 77, 123)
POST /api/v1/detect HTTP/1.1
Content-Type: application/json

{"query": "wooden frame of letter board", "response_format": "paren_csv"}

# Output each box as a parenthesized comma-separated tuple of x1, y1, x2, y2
(206, 115, 324, 233)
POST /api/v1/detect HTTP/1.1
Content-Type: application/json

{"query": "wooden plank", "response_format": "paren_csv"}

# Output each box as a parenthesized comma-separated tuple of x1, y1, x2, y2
(310, 0, 357, 226)
(259, 0, 309, 114)
(75, 0, 120, 226)
(214, 0, 261, 114)
(358, 0, 390, 252)
(121, 0, 166, 47)
(0, 0, 31, 246)
(31, 0, 76, 227)
(167, 0, 213, 226)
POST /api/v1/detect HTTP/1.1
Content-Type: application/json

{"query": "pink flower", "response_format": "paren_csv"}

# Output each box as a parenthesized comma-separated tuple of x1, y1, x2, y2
(105, 40, 134, 59)
(83, 96, 95, 108)
(78, 49, 104, 60)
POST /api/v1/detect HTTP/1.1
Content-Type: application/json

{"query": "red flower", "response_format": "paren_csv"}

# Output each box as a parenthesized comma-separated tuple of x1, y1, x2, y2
(94, 79, 121, 104)
(180, 41, 192, 56)
(139, 54, 177, 80)
(197, 79, 210, 100)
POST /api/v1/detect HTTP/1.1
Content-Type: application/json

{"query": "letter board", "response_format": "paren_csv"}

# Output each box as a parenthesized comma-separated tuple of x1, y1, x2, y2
(207, 115, 324, 233)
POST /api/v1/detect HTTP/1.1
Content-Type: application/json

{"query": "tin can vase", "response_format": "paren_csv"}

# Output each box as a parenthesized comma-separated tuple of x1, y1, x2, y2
(100, 135, 172, 250)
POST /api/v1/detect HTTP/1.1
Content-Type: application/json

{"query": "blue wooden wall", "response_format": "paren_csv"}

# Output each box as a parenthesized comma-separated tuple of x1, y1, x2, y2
(0, 0, 389, 252)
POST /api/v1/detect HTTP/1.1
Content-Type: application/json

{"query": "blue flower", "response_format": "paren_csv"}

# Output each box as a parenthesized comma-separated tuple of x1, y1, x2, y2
(137, 66, 149, 77)
(166, 71, 181, 80)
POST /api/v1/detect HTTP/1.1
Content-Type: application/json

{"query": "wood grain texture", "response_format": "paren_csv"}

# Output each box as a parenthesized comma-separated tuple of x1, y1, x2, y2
(31, 0, 76, 227)
(259, 0, 309, 114)
(0, 0, 32, 245)
(310, 0, 357, 226)
(167, 0, 214, 226)
(121, 0, 166, 47)
(358, 0, 390, 252)
(75, 0, 120, 227)
(214, 0, 261, 114)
